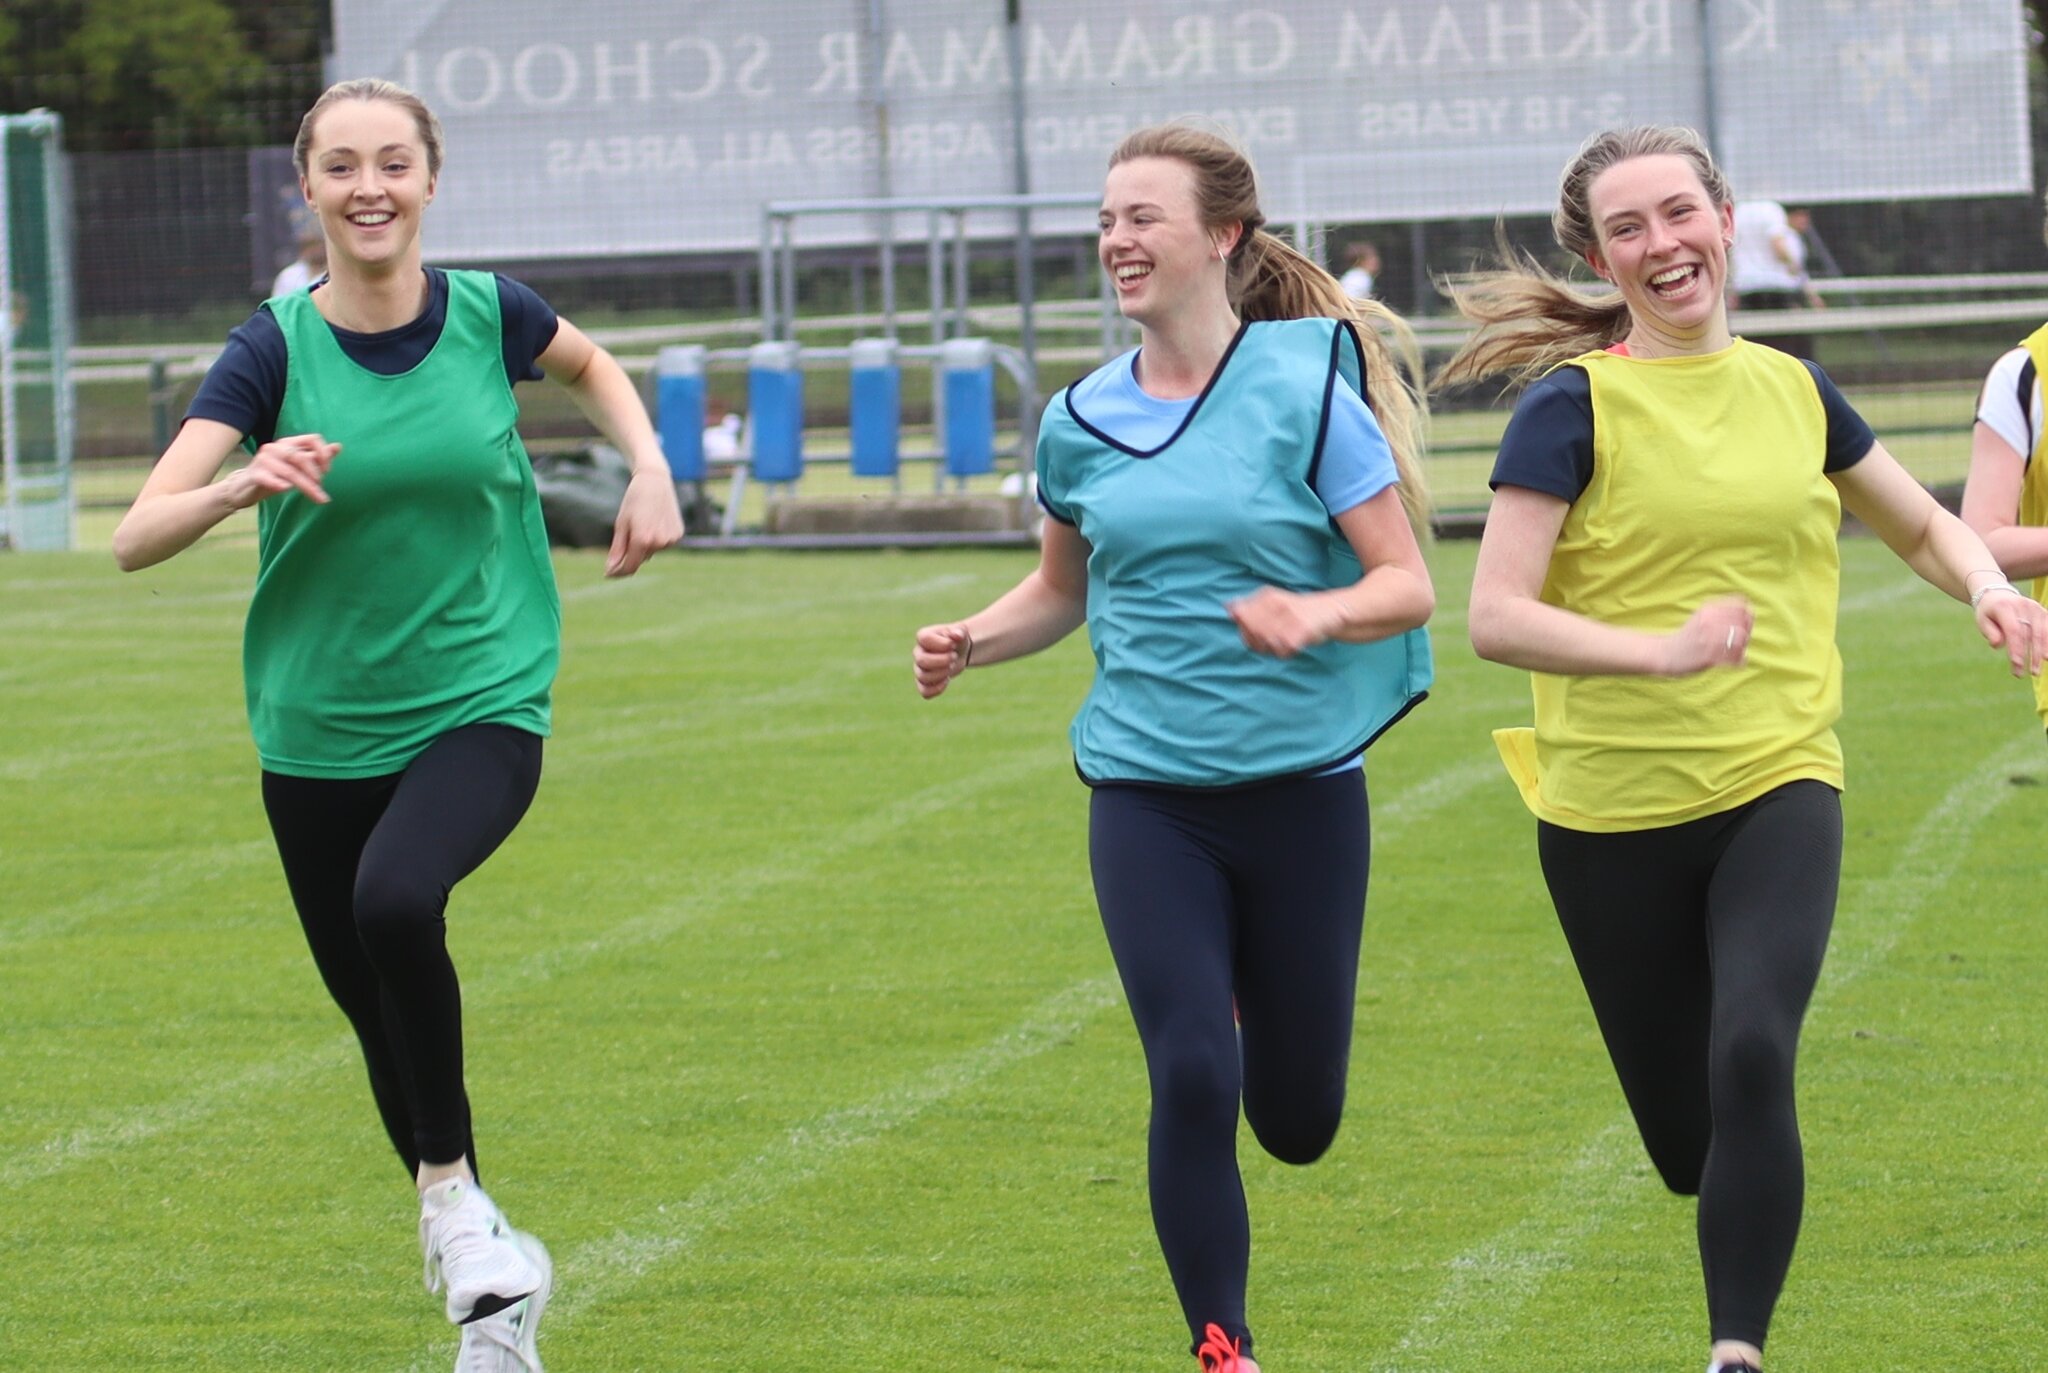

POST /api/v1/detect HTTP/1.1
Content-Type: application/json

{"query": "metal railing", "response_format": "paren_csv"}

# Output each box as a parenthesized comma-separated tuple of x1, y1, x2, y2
(44, 274, 2048, 464)
(671, 339, 1041, 547)
(758, 192, 1104, 358)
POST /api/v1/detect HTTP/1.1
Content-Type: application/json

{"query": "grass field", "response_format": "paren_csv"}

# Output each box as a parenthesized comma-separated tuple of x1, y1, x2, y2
(3, 538, 2045, 1372)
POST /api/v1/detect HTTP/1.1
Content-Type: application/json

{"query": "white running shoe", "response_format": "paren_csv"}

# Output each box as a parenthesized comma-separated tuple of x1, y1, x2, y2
(455, 1230, 551, 1372)
(419, 1178, 542, 1325)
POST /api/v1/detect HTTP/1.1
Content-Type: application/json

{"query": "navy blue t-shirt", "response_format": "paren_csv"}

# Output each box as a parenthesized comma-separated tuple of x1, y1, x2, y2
(185, 269, 560, 444)
(1490, 359, 1876, 502)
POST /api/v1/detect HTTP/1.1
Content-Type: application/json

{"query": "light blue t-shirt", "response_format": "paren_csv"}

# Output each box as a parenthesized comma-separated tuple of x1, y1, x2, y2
(1059, 346, 1399, 518)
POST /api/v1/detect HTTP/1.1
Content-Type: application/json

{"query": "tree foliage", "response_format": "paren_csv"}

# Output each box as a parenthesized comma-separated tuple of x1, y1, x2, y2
(0, 0, 324, 151)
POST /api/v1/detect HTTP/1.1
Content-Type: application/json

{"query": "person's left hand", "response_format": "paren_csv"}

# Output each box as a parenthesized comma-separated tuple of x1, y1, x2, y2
(1227, 586, 1340, 658)
(1974, 586, 2048, 678)
(606, 470, 685, 577)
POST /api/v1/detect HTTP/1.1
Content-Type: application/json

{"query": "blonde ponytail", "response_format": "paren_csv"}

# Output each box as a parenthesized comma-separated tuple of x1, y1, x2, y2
(1232, 230, 1430, 535)
(1434, 241, 1631, 389)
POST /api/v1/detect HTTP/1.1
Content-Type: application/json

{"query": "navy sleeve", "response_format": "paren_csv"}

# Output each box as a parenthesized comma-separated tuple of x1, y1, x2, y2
(1800, 360, 1878, 473)
(1034, 397, 1077, 525)
(182, 307, 287, 445)
(496, 274, 561, 386)
(1489, 366, 1595, 502)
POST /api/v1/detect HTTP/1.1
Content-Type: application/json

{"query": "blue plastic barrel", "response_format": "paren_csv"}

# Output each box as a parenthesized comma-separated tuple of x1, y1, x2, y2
(748, 341, 804, 483)
(941, 338, 996, 478)
(655, 345, 707, 482)
(848, 338, 900, 479)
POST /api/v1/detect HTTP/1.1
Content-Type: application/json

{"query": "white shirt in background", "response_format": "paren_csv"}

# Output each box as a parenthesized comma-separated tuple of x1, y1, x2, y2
(1731, 200, 1804, 293)
(1977, 345, 2042, 460)
(271, 259, 321, 296)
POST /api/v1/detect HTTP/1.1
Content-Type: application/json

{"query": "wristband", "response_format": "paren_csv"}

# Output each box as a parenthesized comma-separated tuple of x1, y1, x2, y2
(1970, 581, 2023, 609)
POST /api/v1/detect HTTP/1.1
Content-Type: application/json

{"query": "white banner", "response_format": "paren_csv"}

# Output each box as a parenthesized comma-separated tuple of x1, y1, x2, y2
(330, 0, 2032, 261)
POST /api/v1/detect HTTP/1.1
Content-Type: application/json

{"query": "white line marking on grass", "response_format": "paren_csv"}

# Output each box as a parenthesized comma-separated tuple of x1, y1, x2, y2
(1372, 756, 1504, 838)
(1372, 730, 2041, 1372)
(446, 973, 1124, 1359)
(1374, 1121, 1639, 1373)
(500, 749, 1061, 987)
(0, 1040, 358, 1192)
(0, 748, 1065, 1192)
(1822, 732, 2045, 983)
(0, 838, 273, 947)
(559, 657, 902, 761)
(0, 601, 227, 634)
(1425, 608, 1467, 637)
(574, 571, 989, 646)
(0, 722, 252, 783)
(1838, 574, 1930, 616)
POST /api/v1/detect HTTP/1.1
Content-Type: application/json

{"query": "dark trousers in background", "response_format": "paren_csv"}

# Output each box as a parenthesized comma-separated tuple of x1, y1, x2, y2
(1737, 288, 1816, 361)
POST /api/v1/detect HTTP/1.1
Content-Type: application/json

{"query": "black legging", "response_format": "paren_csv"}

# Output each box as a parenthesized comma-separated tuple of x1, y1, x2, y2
(1537, 779, 1841, 1351)
(261, 723, 543, 1177)
(1089, 769, 1371, 1360)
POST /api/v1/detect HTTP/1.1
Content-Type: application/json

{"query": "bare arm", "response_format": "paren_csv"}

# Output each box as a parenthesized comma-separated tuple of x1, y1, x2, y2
(539, 317, 684, 576)
(1224, 485, 1434, 657)
(1467, 484, 1751, 677)
(1836, 441, 2006, 598)
(1960, 420, 2048, 581)
(913, 518, 1091, 697)
(1833, 441, 2046, 676)
(112, 419, 337, 572)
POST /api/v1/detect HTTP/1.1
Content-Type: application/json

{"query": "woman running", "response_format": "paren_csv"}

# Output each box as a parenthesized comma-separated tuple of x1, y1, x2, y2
(1441, 125, 2043, 1373)
(113, 78, 683, 1373)
(914, 123, 1435, 1372)
(1961, 250, 2048, 738)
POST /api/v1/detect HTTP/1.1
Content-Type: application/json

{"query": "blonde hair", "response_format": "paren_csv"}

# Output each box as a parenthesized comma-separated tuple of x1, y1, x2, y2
(293, 79, 446, 180)
(1110, 124, 1431, 535)
(1435, 125, 1731, 389)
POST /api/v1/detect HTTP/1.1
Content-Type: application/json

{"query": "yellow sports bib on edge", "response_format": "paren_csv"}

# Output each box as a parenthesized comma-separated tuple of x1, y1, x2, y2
(2015, 323, 2048, 729)
(1496, 341, 1847, 831)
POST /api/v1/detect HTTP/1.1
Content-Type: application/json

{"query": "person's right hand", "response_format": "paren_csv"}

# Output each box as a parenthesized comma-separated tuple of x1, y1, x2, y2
(1660, 595, 1753, 676)
(913, 622, 973, 698)
(222, 433, 339, 508)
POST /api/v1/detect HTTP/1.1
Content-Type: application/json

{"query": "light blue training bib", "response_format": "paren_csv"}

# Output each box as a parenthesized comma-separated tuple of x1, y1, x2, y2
(1036, 317, 1431, 787)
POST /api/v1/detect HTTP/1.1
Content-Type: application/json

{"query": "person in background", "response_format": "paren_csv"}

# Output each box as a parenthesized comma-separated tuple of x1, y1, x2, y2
(915, 123, 1434, 1373)
(1961, 195, 2048, 738)
(701, 397, 743, 462)
(113, 77, 682, 1373)
(1338, 239, 1380, 299)
(1440, 124, 2042, 1373)
(271, 223, 328, 296)
(1729, 198, 1822, 358)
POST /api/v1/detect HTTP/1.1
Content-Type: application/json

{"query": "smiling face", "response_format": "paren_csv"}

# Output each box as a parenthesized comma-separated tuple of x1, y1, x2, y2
(300, 98, 436, 277)
(1098, 155, 1236, 331)
(1584, 153, 1735, 354)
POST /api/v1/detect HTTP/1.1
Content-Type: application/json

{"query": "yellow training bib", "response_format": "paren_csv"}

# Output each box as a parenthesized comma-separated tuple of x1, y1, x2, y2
(1502, 341, 1846, 831)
